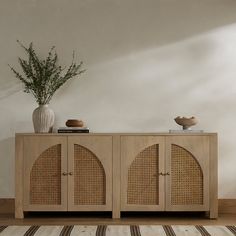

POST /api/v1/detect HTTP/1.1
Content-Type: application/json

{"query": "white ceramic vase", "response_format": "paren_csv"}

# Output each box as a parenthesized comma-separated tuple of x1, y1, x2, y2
(32, 105, 55, 133)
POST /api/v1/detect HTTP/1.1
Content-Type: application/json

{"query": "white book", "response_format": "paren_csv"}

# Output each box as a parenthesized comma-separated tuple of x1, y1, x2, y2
(169, 129, 204, 133)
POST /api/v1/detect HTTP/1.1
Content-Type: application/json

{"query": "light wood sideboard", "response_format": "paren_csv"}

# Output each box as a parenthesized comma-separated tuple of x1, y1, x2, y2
(15, 133, 218, 219)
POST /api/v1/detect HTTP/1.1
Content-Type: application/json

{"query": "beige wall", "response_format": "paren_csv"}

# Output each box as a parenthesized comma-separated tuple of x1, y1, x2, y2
(1, 0, 236, 198)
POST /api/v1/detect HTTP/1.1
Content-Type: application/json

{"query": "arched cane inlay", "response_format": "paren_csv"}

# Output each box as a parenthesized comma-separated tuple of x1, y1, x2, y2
(30, 144, 61, 205)
(74, 144, 106, 205)
(171, 144, 203, 205)
(127, 144, 159, 205)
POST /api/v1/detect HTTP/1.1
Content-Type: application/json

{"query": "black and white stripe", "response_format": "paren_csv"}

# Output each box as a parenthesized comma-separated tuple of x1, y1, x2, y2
(195, 225, 211, 236)
(163, 225, 176, 236)
(24, 225, 40, 236)
(226, 226, 236, 236)
(0, 226, 8, 233)
(0, 225, 236, 235)
(96, 225, 107, 236)
(59, 226, 74, 236)
(130, 225, 141, 236)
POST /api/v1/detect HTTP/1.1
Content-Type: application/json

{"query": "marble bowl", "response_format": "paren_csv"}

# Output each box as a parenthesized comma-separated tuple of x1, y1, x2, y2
(174, 116, 198, 130)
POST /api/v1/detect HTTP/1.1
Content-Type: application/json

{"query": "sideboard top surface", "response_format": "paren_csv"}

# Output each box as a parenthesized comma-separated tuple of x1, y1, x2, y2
(16, 132, 217, 136)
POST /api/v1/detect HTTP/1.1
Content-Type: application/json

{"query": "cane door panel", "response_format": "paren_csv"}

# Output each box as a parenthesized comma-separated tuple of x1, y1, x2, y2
(68, 136, 112, 211)
(121, 136, 165, 211)
(165, 136, 209, 211)
(23, 136, 67, 211)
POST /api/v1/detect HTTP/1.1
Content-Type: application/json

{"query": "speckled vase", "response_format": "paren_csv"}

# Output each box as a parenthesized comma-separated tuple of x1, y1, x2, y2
(32, 105, 55, 133)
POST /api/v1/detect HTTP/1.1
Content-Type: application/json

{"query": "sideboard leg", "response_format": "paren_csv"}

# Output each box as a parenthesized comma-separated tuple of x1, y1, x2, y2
(112, 135, 121, 219)
(112, 210, 120, 219)
(209, 208, 218, 219)
(15, 135, 24, 219)
(209, 135, 218, 219)
(15, 209, 24, 219)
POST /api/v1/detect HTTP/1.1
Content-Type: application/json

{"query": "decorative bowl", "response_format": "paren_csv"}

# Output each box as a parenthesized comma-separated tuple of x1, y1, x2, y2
(174, 116, 198, 130)
(66, 119, 84, 127)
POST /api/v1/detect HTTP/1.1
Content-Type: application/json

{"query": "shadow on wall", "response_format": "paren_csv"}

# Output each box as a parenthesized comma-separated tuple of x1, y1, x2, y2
(53, 19, 236, 133)
(1, 0, 236, 100)
(1, 1, 236, 198)
(0, 137, 15, 197)
(22, 0, 236, 64)
(0, 82, 22, 100)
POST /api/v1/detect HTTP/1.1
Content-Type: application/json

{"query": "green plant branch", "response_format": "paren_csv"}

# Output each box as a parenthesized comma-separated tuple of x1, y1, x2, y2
(9, 41, 85, 105)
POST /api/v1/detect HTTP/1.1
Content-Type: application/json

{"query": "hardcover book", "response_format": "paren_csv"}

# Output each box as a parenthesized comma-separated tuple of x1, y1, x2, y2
(169, 129, 203, 133)
(57, 127, 89, 133)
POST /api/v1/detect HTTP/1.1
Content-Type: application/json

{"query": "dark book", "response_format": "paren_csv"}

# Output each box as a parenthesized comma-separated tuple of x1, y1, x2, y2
(58, 129, 89, 133)
(57, 126, 89, 133)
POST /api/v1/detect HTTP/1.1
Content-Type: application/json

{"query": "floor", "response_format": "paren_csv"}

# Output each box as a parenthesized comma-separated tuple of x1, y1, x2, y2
(0, 212, 235, 225)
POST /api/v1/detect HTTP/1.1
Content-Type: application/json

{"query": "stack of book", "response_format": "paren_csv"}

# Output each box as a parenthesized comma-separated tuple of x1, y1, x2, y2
(57, 127, 89, 133)
(169, 129, 203, 133)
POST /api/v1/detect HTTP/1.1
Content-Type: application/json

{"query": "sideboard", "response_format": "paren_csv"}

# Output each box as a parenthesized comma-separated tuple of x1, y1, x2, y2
(15, 133, 218, 219)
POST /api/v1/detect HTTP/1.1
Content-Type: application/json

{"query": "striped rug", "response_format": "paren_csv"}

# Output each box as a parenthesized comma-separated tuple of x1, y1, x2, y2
(0, 225, 235, 236)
